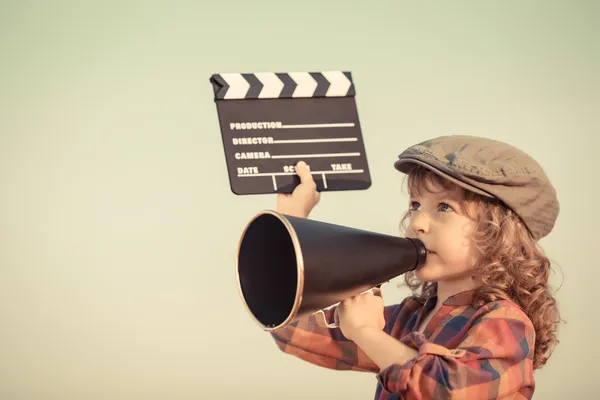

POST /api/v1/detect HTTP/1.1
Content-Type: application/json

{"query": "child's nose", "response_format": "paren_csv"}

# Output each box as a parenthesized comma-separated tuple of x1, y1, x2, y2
(410, 211, 430, 234)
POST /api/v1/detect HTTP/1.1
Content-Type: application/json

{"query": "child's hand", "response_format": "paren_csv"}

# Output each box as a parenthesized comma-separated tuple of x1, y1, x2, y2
(336, 292, 385, 341)
(276, 161, 321, 219)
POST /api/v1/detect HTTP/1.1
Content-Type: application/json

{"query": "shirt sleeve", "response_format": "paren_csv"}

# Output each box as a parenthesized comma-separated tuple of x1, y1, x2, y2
(377, 301, 536, 399)
(270, 299, 409, 373)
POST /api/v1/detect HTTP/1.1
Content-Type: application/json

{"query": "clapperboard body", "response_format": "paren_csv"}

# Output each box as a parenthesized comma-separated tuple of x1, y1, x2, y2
(210, 71, 372, 195)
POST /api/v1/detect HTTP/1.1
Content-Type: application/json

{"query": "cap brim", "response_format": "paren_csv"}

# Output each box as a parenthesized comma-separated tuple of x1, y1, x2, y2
(394, 158, 494, 199)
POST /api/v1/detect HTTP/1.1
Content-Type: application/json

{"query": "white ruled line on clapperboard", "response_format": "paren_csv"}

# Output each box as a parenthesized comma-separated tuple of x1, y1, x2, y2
(279, 123, 355, 129)
(234, 121, 362, 190)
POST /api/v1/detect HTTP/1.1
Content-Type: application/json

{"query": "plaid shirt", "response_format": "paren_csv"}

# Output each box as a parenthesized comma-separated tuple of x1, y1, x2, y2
(271, 290, 536, 399)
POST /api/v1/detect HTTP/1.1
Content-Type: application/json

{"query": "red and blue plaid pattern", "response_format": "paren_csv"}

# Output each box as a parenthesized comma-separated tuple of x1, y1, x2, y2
(271, 290, 536, 399)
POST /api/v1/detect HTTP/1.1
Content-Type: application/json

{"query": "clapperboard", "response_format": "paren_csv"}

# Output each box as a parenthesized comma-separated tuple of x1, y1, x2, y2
(210, 71, 372, 195)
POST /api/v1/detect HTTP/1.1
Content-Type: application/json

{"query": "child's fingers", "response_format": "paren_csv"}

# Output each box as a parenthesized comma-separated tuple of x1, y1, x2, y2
(295, 161, 314, 185)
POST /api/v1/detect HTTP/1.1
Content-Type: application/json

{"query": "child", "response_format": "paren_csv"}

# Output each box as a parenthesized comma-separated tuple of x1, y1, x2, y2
(271, 135, 561, 399)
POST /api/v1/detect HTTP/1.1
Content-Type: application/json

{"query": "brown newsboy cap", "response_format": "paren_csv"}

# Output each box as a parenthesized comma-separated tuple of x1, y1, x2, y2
(394, 135, 559, 241)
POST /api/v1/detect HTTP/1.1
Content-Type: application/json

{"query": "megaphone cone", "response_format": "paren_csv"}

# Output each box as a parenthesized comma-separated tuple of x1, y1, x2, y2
(236, 210, 427, 331)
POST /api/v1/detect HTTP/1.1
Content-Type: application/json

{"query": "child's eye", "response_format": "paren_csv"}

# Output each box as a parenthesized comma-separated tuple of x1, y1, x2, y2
(409, 201, 420, 211)
(439, 203, 454, 212)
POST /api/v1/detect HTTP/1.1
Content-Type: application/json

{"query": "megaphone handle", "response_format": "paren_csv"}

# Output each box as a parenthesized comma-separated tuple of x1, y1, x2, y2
(314, 309, 339, 329)
(313, 282, 388, 329)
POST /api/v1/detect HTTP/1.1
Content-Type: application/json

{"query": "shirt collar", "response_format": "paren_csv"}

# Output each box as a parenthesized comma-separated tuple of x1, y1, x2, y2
(423, 288, 476, 308)
(442, 289, 476, 306)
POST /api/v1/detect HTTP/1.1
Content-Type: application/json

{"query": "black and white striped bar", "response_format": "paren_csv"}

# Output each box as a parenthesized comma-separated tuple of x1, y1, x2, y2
(210, 71, 356, 100)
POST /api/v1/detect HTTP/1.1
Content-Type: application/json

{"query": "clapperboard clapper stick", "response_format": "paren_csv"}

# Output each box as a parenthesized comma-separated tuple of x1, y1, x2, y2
(210, 71, 372, 195)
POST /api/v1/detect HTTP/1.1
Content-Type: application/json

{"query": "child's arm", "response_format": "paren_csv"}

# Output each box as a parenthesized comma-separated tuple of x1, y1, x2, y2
(368, 301, 536, 399)
(270, 299, 411, 374)
(350, 326, 419, 370)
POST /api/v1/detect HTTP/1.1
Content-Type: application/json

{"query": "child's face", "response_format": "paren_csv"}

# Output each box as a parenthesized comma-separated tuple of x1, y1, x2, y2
(405, 182, 480, 284)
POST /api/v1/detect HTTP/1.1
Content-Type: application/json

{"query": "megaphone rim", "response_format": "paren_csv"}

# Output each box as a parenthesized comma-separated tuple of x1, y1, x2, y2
(235, 209, 306, 331)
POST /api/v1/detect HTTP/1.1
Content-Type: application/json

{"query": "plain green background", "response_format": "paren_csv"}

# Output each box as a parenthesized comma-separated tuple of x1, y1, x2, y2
(1, 1, 598, 398)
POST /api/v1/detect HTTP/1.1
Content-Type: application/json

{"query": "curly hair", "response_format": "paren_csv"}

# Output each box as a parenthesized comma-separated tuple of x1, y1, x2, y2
(399, 165, 562, 370)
